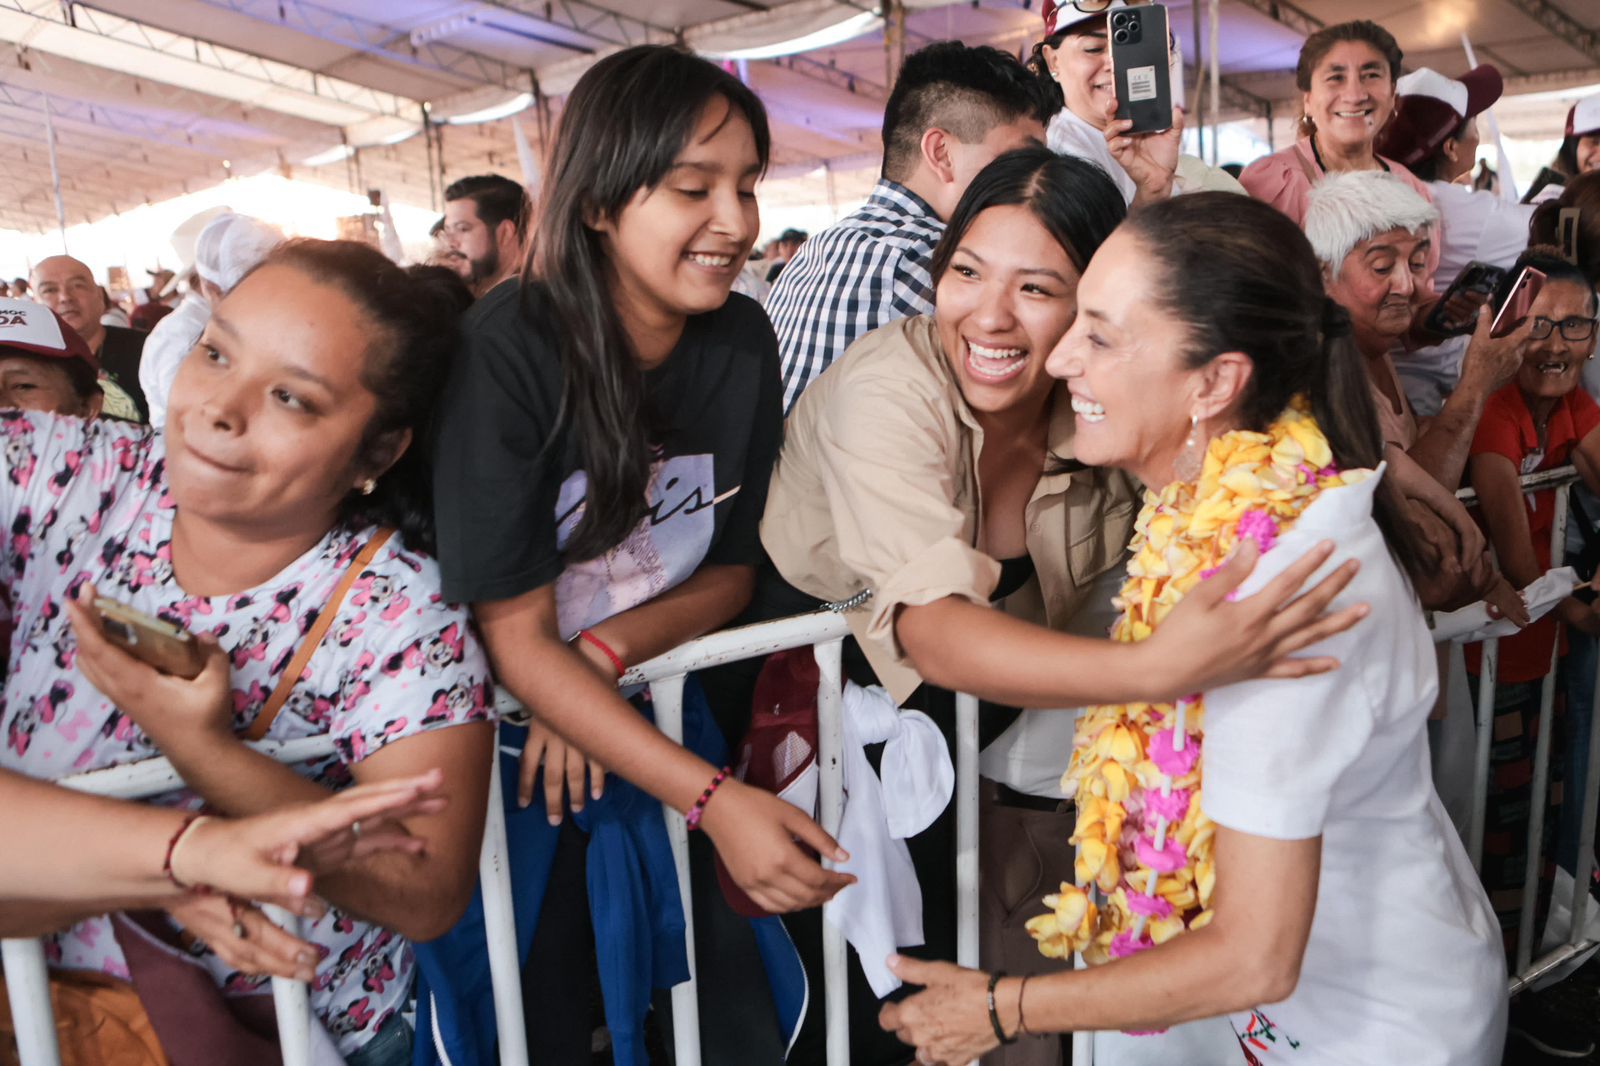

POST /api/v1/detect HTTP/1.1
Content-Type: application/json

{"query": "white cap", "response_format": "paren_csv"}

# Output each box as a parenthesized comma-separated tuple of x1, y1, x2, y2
(1569, 94, 1600, 139)
(1397, 68, 1468, 117)
(193, 214, 284, 293)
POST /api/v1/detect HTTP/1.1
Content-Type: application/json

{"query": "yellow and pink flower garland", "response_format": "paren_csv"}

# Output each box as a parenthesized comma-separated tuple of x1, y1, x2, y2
(1028, 399, 1361, 968)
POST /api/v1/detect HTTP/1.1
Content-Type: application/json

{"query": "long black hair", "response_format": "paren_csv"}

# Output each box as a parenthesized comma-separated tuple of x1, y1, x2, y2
(525, 44, 769, 562)
(1124, 193, 1425, 584)
(251, 239, 470, 553)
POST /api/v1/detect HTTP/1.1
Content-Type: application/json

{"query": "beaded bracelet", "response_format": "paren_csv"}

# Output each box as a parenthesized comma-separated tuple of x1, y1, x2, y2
(987, 970, 1017, 1045)
(574, 629, 626, 679)
(163, 813, 210, 891)
(685, 766, 731, 831)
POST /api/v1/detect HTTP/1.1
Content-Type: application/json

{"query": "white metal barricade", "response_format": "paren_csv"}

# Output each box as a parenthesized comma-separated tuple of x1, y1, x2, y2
(604, 610, 984, 1066)
(29, 461, 1599, 1064)
(1, 733, 527, 1066)
(4, 608, 984, 1066)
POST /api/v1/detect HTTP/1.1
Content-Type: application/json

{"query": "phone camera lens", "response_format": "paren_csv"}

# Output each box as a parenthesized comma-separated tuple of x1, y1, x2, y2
(1111, 12, 1129, 25)
(1113, 28, 1130, 43)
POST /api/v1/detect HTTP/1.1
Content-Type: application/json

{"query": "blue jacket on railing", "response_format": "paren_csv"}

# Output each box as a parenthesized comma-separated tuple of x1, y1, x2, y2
(410, 680, 806, 1066)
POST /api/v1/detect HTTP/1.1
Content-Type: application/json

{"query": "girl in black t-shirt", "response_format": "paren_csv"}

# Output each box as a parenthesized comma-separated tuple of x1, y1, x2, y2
(433, 44, 852, 1029)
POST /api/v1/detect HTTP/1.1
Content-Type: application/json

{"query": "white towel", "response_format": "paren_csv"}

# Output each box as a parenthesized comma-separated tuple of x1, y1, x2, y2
(822, 682, 954, 996)
(1430, 566, 1579, 643)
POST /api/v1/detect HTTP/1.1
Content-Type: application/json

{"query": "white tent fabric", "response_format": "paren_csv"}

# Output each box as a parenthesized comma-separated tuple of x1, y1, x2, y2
(0, 0, 1594, 238)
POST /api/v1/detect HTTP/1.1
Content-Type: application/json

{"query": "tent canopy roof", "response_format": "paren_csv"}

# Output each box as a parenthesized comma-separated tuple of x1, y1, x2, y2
(1, 0, 1595, 234)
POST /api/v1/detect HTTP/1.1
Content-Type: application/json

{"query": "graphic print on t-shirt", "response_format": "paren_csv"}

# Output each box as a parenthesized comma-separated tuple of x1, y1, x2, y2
(553, 453, 735, 636)
(1233, 1009, 1304, 1061)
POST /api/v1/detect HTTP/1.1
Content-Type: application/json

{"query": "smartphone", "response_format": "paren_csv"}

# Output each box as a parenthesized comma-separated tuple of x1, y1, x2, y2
(91, 597, 206, 679)
(1490, 266, 1546, 338)
(1521, 166, 1566, 205)
(1110, 4, 1173, 135)
(1423, 261, 1508, 336)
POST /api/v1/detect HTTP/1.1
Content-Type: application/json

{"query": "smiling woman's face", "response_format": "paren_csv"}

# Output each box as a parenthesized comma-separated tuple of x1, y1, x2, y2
(934, 203, 1082, 421)
(1515, 279, 1597, 401)
(164, 262, 385, 539)
(1303, 40, 1395, 156)
(1045, 25, 1114, 130)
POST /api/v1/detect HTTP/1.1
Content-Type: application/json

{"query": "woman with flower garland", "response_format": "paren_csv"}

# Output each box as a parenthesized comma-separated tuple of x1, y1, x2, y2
(750, 148, 1367, 1066)
(879, 193, 1506, 1065)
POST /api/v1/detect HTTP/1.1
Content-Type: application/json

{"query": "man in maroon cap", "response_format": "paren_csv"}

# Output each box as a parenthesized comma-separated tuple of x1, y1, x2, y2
(0, 298, 105, 419)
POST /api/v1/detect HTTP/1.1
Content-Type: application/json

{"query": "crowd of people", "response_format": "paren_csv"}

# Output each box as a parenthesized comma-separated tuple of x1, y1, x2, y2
(4, 2, 1600, 1064)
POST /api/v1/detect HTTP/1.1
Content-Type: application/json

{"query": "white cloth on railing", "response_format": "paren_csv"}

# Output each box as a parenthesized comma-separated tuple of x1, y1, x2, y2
(824, 682, 955, 996)
(1430, 566, 1579, 643)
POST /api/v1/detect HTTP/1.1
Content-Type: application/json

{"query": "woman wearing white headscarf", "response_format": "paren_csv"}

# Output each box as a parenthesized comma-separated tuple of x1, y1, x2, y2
(139, 213, 282, 428)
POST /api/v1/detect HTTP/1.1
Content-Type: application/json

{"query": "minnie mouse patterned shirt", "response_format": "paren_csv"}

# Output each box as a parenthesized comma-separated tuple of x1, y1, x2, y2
(0, 411, 494, 1056)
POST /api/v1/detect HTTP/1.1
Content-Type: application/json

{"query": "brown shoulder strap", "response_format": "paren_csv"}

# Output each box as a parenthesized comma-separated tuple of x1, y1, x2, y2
(244, 528, 395, 742)
(1294, 140, 1322, 186)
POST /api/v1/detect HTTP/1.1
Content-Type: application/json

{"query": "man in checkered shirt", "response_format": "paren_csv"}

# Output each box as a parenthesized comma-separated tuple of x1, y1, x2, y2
(766, 41, 1053, 413)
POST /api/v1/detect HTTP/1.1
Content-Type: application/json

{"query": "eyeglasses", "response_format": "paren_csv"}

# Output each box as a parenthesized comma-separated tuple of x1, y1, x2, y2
(1529, 315, 1599, 342)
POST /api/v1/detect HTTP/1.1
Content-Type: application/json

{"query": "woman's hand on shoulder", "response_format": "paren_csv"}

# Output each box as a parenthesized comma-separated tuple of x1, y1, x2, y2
(699, 779, 856, 913)
(1139, 539, 1367, 698)
(66, 583, 234, 755)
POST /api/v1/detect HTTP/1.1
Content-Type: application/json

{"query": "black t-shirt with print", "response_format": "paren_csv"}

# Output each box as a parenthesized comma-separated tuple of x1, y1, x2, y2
(432, 280, 782, 630)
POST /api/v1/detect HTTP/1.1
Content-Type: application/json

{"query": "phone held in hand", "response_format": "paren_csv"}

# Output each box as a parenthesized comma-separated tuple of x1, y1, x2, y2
(1111, 3, 1172, 135)
(91, 597, 207, 679)
(1423, 261, 1507, 337)
(1490, 266, 1546, 339)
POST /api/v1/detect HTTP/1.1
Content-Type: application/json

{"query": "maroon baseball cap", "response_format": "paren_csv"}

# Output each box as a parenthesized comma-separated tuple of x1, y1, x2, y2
(0, 299, 100, 375)
(1377, 65, 1503, 169)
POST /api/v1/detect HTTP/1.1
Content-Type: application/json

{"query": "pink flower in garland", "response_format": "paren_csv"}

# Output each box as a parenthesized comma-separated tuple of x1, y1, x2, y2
(1148, 728, 1199, 777)
(1135, 833, 1189, 873)
(1125, 892, 1173, 920)
(1144, 786, 1192, 823)
(1236, 508, 1280, 554)
(1109, 930, 1154, 959)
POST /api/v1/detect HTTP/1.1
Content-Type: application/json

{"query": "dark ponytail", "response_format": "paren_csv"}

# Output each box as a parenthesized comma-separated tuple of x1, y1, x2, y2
(250, 239, 472, 553)
(1529, 172, 1600, 286)
(526, 45, 769, 562)
(1125, 193, 1425, 584)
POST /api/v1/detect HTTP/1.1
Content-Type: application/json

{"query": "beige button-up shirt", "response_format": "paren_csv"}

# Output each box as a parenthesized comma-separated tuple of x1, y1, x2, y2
(761, 315, 1139, 703)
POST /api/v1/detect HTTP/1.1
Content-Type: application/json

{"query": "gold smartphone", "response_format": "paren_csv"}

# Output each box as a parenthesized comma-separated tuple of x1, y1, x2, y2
(91, 597, 206, 679)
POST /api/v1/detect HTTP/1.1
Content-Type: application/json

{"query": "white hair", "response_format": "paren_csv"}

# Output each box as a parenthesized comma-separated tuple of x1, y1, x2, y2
(1303, 170, 1439, 270)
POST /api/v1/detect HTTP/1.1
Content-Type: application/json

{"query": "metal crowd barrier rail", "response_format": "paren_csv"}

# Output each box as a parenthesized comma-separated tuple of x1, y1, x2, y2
(1, 736, 530, 1066)
(1453, 466, 1600, 991)
(2, 609, 984, 1066)
(10, 465, 1597, 1066)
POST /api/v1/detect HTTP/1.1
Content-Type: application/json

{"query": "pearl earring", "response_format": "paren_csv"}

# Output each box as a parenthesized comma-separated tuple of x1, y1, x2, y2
(360, 478, 376, 496)
(1173, 412, 1204, 482)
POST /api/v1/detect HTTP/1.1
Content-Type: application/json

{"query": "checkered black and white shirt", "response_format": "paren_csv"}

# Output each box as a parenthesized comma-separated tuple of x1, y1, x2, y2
(765, 180, 944, 413)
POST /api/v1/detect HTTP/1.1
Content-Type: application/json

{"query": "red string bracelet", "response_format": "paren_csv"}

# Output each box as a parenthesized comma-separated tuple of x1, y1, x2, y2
(163, 813, 210, 891)
(685, 767, 731, 831)
(575, 629, 626, 680)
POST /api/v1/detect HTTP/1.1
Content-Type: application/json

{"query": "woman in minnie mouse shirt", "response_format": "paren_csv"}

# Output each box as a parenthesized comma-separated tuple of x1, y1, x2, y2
(0, 241, 494, 1066)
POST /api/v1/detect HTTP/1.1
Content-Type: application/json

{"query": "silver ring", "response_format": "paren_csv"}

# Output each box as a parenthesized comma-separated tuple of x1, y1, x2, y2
(232, 920, 248, 939)
(350, 820, 363, 839)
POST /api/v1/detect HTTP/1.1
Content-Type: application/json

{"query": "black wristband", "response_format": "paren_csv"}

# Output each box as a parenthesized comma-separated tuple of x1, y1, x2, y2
(987, 970, 1017, 1045)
